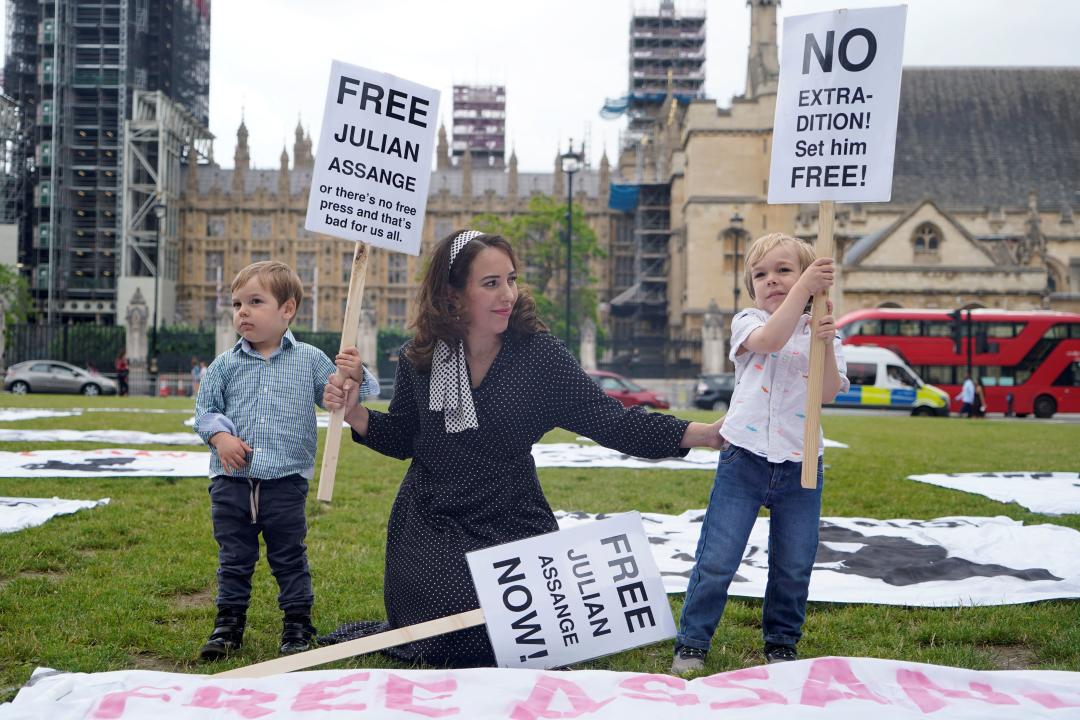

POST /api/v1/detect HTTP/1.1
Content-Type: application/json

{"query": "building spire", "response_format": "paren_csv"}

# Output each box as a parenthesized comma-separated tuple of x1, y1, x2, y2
(507, 147, 518, 200)
(745, 0, 781, 99)
(232, 116, 250, 194)
(437, 123, 450, 170)
(278, 145, 290, 196)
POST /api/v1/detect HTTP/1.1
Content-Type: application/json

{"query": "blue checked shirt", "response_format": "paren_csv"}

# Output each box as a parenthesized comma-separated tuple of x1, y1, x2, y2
(194, 329, 379, 480)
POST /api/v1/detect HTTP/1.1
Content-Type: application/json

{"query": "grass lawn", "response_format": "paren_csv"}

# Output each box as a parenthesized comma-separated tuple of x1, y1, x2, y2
(0, 393, 1078, 696)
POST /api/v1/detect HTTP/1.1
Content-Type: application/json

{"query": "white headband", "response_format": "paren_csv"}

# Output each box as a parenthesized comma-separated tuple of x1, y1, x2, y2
(449, 230, 485, 272)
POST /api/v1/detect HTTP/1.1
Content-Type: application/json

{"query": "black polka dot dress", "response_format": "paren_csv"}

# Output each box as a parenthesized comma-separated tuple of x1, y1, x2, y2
(350, 331, 690, 667)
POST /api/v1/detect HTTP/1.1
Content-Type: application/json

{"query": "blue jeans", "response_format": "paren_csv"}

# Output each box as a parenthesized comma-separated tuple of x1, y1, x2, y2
(676, 444, 823, 650)
(209, 474, 314, 613)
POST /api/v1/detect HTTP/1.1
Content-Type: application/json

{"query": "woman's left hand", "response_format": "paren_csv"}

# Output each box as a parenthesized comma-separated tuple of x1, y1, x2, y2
(680, 417, 726, 449)
(704, 417, 725, 449)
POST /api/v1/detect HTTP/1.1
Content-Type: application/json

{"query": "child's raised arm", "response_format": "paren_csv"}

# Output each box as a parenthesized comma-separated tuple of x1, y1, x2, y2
(742, 257, 834, 355)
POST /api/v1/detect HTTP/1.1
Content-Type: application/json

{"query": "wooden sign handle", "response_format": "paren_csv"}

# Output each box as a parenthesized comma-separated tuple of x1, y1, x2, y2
(213, 609, 486, 678)
(317, 242, 370, 503)
(800, 201, 835, 489)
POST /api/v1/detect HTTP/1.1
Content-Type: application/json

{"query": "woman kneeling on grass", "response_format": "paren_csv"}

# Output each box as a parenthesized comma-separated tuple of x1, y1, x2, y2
(323, 229, 724, 667)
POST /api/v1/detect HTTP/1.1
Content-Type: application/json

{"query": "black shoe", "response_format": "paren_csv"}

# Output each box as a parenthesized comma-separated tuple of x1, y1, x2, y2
(280, 614, 318, 655)
(669, 644, 708, 674)
(199, 608, 246, 661)
(764, 643, 797, 664)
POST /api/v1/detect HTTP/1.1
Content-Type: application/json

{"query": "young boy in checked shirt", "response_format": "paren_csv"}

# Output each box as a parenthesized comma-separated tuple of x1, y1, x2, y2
(194, 261, 378, 660)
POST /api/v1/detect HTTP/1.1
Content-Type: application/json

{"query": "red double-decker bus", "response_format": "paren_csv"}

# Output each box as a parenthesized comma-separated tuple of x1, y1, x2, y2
(836, 308, 1080, 418)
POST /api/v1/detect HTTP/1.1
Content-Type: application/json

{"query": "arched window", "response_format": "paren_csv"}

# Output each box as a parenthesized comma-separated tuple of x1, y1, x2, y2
(913, 223, 941, 257)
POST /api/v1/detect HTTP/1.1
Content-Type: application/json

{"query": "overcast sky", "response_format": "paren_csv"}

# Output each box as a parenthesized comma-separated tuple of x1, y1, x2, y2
(6, 1, 1080, 172)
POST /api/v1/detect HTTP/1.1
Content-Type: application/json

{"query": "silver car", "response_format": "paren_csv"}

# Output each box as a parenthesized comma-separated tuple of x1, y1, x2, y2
(4, 360, 118, 396)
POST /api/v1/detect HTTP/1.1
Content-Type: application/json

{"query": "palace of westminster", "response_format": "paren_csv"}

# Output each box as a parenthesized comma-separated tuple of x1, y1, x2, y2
(9, 1, 1079, 375)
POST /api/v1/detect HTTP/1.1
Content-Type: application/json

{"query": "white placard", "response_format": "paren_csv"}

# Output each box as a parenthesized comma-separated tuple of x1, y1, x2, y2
(467, 512, 675, 669)
(768, 5, 907, 204)
(305, 61, 439, 255)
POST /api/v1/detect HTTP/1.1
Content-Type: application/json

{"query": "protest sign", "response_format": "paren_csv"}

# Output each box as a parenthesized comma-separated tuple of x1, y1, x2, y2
(217, 514, 672, 677)
(766, 6, 907, 486)
(467, 512, 675, 669)
(305, 61, 439, 501)
(767, 5, 907, 205)
(305, 60, 439, 254)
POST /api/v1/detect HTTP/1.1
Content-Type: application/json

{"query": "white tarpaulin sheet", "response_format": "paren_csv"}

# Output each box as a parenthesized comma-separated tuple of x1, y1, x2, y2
(0, 429, 202, 446)
(0, 409, 82, 421)
(3, 659, 1079, 719)
(0, 496, 109, 533)
(0, 449, 209, 478)
(556, 511, 1080, 606)
(906, 472, 1080, 516)
(185, 414, 331, 428)
(533, 440, 846, 471)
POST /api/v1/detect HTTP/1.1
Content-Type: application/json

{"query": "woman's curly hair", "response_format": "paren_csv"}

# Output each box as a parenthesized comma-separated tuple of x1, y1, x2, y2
(406, 231, 547, 373)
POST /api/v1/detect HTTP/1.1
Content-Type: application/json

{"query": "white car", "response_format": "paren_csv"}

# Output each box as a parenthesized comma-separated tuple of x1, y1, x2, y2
(4, 360, 118, 396)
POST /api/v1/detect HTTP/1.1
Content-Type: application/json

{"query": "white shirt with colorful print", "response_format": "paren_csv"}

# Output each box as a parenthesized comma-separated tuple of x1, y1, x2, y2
(720, 307, 849, 463)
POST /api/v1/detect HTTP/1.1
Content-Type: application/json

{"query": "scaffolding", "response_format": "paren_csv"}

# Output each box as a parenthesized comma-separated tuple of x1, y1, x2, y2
(2, 0, 210, 324)
(0, 92, 21, 225)
(627, 0, 705, 135)
(452, 84, 506, 168)
(119, 89, 212, 330)
(609, 183, 671, 371)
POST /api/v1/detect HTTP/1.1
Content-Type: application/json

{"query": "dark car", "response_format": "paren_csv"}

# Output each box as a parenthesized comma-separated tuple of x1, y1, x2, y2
(4, 360, 118, 396)
(586, 370, 670, 409)
(694, 373, 736, 412)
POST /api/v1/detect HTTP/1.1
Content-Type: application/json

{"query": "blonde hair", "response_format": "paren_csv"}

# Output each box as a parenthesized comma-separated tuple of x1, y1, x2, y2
(743, 233, 817, 300)
(231, 261, 304, 317)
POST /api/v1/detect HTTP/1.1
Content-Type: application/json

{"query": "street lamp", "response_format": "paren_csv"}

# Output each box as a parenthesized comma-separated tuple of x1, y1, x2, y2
(560, 139, 583, 348)
(152, 201, 166, 363)
(729, 212, 745, 314)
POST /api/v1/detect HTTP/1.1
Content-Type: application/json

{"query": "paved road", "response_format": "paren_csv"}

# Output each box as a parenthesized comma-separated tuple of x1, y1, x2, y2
(821, 407, 1080, 424)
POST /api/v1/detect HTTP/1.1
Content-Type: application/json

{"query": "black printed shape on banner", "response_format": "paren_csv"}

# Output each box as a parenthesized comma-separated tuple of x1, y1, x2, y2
(814, 523, 1062, 585)
(0, 499, 42, 507)
(23, 457, 138, 473)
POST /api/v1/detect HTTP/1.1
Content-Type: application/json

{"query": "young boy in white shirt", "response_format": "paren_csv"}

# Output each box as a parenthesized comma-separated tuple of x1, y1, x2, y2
(672, 233, 849, 674)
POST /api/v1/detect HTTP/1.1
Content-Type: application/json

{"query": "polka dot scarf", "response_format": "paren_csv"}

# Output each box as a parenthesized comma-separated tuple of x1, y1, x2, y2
(429, 230, 485, 433)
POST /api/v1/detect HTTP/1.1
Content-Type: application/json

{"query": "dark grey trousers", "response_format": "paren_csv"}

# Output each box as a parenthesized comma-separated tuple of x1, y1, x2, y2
(209, 474, 313, 614)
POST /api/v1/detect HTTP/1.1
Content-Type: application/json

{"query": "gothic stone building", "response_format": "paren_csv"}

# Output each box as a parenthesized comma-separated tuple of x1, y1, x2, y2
(632, 1, 1080, 370)
(177, 121, 617, 340)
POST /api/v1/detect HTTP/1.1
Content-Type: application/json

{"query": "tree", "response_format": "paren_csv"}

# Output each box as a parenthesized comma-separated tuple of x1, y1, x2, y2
(472, 195, 605, 351)
(0, 264, 32, 326)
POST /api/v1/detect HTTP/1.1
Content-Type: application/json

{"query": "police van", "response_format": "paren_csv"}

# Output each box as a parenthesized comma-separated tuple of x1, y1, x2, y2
(833, 345, 949, 416)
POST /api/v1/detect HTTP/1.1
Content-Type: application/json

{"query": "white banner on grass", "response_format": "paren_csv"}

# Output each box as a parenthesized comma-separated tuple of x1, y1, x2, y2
(0, 496, 109, 533)
(0, 449, 208, 478)
(556, 511, 1080, 606)
(0, 409, 83, 421)
(467, 512, 674, 669)
(532, 440, 846, 470)
(0, 429, 202, 446)
(768, 5, 906, 204)
(6, 659, 1080, 719)
(907, 472, 1080, 516)
(185, 414, 330, 429)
